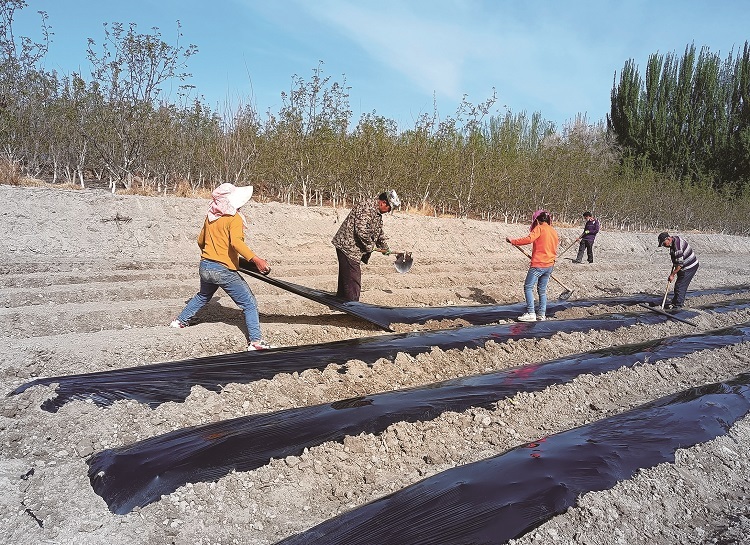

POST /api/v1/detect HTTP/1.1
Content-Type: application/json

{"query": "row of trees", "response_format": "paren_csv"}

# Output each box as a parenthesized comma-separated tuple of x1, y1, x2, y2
(609, 42, 750, 194)
(2, 1, 749, 234)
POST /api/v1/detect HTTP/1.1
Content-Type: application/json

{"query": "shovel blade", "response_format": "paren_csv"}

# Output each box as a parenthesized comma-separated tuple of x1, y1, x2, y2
(394, 252, 413, 274)
(558, 289, 574, 301)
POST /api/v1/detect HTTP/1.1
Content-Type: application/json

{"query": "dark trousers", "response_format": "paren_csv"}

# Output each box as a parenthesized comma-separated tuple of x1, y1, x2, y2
(672, 264, 699, 306)
(575, 240, 594, 263)
(336, 248, 362, 301)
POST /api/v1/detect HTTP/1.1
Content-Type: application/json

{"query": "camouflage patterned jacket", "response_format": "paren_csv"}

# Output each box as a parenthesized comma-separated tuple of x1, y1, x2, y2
(332, 199, 389, 262)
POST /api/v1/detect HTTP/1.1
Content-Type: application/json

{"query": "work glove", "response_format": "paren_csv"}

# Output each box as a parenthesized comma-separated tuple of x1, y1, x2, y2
(584, 230, 590, 235)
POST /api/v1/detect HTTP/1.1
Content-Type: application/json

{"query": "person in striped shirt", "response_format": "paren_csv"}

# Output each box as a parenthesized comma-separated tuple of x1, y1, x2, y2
(657, 232, 700, 309)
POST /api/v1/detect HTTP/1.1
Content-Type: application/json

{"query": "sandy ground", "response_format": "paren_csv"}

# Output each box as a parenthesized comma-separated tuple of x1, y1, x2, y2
(2, 184, 750, 544)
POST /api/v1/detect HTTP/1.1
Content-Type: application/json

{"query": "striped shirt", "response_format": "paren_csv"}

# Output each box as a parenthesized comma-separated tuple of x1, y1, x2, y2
(670, 236, 698, 270)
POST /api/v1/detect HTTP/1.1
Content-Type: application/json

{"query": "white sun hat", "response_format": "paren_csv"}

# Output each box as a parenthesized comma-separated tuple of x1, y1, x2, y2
(227, 185, 254, 209)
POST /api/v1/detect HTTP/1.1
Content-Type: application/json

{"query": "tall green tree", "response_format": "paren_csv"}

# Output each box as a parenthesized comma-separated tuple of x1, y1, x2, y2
(609, 42, 750, 194)
(722, 42, 750, 191)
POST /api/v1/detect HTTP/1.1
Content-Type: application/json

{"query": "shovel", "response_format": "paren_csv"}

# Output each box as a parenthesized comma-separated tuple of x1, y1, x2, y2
(660, 281, 671, 309)
(511, 244, 574, 301)
(660, 267, 674, 309)
(376, 249, 414, 274)
(394, 252, 414, 274)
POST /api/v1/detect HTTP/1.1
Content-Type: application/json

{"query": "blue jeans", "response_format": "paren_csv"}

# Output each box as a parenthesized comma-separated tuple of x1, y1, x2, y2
(524, 266, 553, 316)
(177, 259, 262, 341)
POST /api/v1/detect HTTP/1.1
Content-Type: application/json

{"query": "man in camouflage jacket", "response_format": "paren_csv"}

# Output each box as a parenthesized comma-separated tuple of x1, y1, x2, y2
(332, 190, 400, 301)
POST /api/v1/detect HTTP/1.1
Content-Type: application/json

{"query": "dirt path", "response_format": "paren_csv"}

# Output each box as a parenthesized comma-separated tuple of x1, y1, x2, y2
(2, 185, 750, 544)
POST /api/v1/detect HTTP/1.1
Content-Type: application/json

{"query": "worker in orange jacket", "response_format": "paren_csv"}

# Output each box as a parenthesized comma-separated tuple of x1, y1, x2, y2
(506, 209, 560, 322)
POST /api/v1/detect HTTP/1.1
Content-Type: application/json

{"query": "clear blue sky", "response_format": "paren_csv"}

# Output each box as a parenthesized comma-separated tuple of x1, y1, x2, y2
(13, 0, 750, 129)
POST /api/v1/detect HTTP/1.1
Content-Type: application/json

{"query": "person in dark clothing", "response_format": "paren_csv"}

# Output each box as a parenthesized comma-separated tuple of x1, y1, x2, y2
(331, 190, 400, 301)
(658, 232, 700, 308)
(572, 211, 600, 264)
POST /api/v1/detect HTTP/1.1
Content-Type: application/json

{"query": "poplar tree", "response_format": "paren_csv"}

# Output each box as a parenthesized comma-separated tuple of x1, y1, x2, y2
(608, 42, 750, 194)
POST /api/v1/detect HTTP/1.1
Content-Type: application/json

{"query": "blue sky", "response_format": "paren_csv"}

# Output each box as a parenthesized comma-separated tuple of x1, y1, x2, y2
(13, 0, 750, 130)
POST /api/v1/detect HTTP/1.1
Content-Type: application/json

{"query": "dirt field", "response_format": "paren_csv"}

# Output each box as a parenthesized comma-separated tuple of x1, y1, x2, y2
(2, 184, 750, 544)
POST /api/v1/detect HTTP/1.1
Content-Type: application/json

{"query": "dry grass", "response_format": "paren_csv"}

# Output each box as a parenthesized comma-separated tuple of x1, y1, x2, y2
(405, 201, 457, 219)
(0, 158, 86, 190)
(172, 180, 196, 197)
(121, 178, 213, 199)
(1, 176, 82, 191)
(0, 174, 538, 226)
(0, 158, 21, 186)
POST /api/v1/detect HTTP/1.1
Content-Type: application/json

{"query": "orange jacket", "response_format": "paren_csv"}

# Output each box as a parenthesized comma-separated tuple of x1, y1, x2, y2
(509, 222, 559, 268)
(197, 214, 256, 270)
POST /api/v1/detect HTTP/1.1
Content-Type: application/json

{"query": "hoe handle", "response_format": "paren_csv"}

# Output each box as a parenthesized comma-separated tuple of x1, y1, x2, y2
(510, 244, 573, 292)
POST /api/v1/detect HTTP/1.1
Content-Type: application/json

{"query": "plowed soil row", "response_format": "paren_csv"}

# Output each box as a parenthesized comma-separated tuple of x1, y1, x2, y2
(2, 185, 750, 544)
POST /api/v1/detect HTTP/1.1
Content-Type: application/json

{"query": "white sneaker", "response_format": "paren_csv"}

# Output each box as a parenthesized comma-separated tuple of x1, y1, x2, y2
(247, 340, 275, 351)
(170, 319, 186, 328)
(537, 315, 546, 321)
(517, 312, 537, 322)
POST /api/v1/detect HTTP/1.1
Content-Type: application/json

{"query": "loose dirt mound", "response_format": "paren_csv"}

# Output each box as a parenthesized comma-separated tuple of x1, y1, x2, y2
(2, 185, 750, 544)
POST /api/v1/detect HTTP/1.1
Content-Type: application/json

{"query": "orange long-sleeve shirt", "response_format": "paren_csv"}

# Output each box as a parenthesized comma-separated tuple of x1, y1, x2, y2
(509, 222, 559, 268)
(197, 214, 256, 270)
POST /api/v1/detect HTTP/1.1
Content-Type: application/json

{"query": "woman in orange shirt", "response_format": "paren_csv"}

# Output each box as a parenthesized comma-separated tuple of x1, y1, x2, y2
(506, 210, 559, 322)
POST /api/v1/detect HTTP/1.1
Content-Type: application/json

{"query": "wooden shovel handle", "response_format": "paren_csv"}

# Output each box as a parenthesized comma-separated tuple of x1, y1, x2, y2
(510, 244, 572, 292)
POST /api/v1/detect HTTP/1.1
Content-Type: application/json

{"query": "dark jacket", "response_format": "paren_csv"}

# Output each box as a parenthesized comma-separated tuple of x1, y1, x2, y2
(581, 218, 600, 243)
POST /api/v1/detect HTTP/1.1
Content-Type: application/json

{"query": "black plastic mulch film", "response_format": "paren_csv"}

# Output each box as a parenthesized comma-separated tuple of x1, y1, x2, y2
(277, 371, 750, 544)
(238, 262, 747, 332)
(9, 288, 750, 412)
(8, 281, 750, 541)
(87, 318, 750, 516)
